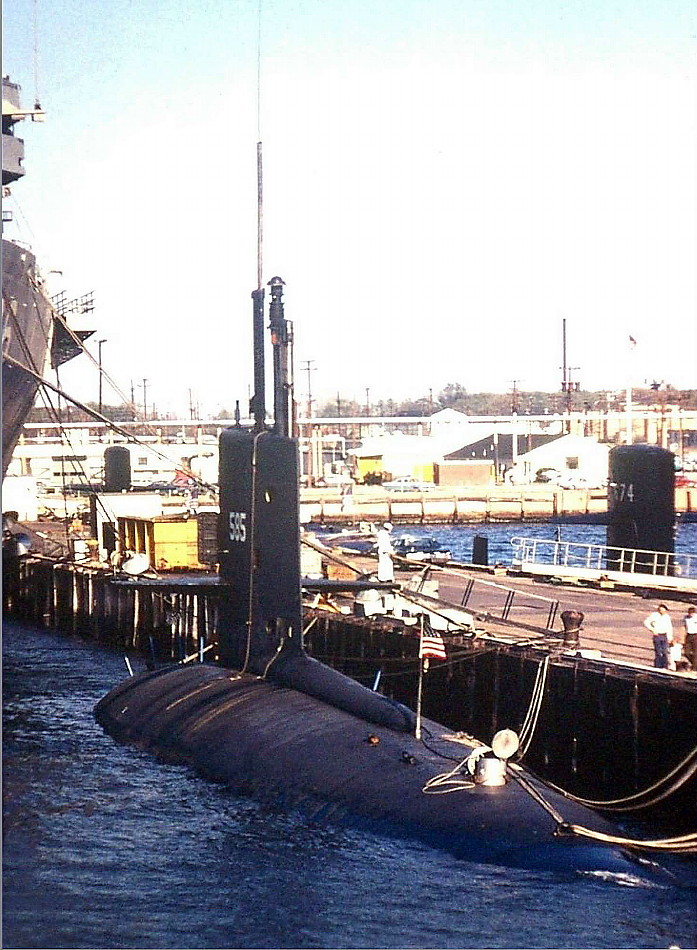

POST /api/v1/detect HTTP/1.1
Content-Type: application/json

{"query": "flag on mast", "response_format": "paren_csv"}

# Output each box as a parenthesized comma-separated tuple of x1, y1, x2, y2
(418, 617, 447, 660)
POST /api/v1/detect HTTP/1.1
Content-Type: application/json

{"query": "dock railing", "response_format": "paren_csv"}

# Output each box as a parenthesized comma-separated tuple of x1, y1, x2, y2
(451, 569, 560, 632)
(511, 537, 697, 583)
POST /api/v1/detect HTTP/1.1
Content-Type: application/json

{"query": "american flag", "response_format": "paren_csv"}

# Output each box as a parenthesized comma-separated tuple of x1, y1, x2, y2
(419, 618, 447, 660)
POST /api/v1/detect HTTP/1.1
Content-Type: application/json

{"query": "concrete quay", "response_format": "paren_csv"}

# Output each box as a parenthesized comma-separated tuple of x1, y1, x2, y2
(300, 483, 697, 525)
(437, 563, 697, 672)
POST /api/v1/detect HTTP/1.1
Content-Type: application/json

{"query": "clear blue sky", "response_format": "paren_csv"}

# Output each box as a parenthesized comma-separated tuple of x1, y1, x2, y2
(4, 0, 696, 417)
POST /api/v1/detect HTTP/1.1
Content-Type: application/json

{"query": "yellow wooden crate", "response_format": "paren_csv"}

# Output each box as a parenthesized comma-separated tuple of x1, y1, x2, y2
(118, 516, 203, 570)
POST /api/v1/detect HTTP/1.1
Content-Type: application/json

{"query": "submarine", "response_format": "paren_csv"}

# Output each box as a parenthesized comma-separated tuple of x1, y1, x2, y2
(95, 277, 674, 880)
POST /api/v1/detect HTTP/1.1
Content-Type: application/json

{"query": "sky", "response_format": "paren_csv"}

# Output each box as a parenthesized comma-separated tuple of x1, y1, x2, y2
(3, 0, 696, 418)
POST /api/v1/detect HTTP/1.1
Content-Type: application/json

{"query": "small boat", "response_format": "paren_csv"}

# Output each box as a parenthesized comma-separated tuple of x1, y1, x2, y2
(391, 533, 452, 564)
(321, 530, 451, 565)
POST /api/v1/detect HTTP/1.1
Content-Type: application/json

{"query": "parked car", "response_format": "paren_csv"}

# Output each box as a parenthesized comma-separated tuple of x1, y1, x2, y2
(557, 473, 607, 489)
(534, 468, 562, 484)
(64, 481, 104, 496)
(556, 474, 590, 489)
(314, 473, 354, 488)
(132, 481, 190, 496)
(381, 476, 432, 492)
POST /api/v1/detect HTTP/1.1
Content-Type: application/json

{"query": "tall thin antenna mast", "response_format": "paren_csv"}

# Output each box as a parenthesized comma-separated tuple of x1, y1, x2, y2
(257, 142, 263, 292)
(256, 0, 263, 291)
(250, 1, 266, 429)
(32, 0, 42, 109)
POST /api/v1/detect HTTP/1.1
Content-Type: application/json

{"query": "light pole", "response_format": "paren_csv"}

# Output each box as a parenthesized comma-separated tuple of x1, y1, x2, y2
(97, 339, 107, 417)
(141, 378, 149, 421)
(301, 359, 316, 484)
(626, 336, 636, 445)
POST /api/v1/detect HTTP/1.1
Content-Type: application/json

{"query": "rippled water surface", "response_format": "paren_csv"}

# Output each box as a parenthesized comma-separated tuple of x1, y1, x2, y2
(316, 521, 697, 567)
(3, 523, 697, 949)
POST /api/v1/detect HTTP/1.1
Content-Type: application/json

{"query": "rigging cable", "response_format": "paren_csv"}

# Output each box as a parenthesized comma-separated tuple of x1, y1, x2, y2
(506, 764, 697, 854)
(515, 653, 551, 758)
(3, 353, 217, 493)
(422, 755, 476, 795)
(540, 744, 697, 814)
(502, 649, 697, 814)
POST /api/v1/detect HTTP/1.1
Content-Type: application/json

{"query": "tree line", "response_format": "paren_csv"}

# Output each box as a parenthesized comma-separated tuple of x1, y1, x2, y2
(28, 384, 696, 424)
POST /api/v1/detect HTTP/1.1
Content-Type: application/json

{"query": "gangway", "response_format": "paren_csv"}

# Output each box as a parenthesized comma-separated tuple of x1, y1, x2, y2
(511, 537, 697, 594)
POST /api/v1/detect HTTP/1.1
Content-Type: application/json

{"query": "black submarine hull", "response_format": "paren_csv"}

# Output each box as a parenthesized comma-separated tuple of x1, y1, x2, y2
(95, 663, 666, 878)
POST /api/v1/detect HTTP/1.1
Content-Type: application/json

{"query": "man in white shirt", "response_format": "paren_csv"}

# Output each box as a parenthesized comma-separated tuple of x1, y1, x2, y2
(683, 606, 697, 670)
(643, 604, 673, 669)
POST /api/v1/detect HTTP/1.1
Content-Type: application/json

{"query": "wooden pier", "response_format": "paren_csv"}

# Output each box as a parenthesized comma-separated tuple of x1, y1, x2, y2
(3, 556, 225, 665)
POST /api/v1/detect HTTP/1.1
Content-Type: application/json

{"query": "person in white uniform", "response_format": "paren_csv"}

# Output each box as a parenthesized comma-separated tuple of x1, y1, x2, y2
(376, 522, 394, 583)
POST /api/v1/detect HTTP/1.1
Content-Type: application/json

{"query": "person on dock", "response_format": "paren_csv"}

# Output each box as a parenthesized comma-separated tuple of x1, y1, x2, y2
(670, 619, 686, 670)
(376, 522, 394, 583)
(341, 482, 353, 513)
(683, 606, 697, 670)
(643, 604, 673, 669)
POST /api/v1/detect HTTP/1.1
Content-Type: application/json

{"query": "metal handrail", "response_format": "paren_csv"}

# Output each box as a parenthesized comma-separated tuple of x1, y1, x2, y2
(444, 566, 560, 631)
(511, 537, 697, 580)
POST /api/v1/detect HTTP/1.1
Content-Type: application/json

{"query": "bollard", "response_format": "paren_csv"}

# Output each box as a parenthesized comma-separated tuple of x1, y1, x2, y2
(472, 535, 489, 566)
(560, 609, 584, 649)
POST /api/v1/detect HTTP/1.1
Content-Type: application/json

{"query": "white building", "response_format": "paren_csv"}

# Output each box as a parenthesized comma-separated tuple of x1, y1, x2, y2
(506, 435, 610, 487)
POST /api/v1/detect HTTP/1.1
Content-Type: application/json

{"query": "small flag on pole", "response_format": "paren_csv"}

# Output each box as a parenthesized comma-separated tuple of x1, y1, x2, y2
(419, 617, 447, 660)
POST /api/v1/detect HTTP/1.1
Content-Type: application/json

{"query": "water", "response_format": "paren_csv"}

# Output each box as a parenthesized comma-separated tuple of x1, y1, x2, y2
(3, 523, 697, 949)
(315, 520, 697, 567)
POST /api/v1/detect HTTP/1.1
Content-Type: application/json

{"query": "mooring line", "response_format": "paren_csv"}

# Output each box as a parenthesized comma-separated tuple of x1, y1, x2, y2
(541, 745, 697, 813)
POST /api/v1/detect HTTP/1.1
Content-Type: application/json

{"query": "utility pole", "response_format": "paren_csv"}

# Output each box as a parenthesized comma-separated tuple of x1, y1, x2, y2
(141, 378, 149, 421)
(560, 318, 580, 431)
(300, 359, 316, 418)
(626, 336, 636, 445)
(298, 359, 316, 484)
(509, 380, 521, 415)
(365, 387, 370, 417)
(509, 380, 522, 466)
